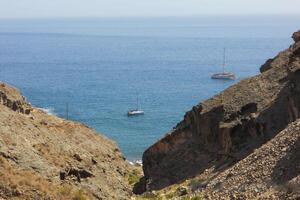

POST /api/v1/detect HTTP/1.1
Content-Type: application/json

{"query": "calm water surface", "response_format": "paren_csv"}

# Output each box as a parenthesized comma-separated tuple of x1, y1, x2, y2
(0, 16, 299, 160)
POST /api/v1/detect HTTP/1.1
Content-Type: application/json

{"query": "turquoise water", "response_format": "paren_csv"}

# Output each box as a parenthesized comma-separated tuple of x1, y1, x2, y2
(0, 16, 299, 160)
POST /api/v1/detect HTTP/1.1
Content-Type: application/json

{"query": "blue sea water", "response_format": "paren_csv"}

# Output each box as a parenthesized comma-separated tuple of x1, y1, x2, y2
(0, 16, 299, 160)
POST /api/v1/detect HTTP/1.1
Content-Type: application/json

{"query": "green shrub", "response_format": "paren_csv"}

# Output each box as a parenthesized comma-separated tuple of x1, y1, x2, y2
(180, 196, 203, 200)
(73, 190, 87, 200)
(190, 196, 203, 200)
(166, 192, 175, 199)
(181, 196, 190, 200)
(58, 185, 72, 196)
(128, 169, 140, 185)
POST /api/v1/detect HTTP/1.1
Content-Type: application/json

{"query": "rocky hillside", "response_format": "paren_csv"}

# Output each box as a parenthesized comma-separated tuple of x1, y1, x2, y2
(135, 118, 299, 200)
(198, 118, 300, 199)
(0, 83, 132, 199)
(134, 30, 300, 195)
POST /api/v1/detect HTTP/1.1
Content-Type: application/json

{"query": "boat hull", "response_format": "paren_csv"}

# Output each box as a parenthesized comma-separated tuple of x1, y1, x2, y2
(211, 73, 236, 80)
(127, 110, 144, 116)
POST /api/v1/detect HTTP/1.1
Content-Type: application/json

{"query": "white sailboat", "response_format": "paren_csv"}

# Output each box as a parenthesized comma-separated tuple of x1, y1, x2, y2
(127, 93, 144, 116)
(211, 48, 236, 80)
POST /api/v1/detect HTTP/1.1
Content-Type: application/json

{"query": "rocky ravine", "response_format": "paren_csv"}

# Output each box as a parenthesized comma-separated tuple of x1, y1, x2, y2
(0, 83, 132, 199)
(134, 30, 300, 195)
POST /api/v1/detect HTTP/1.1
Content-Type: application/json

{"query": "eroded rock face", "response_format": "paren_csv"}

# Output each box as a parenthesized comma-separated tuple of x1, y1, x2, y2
(135, 31, 300, 193)
(0, 83, 31, 114)
(60, 167, 94, 182)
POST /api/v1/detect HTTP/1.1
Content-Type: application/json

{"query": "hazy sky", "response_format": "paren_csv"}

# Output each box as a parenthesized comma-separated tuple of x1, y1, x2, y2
(1, 0, 300, 18)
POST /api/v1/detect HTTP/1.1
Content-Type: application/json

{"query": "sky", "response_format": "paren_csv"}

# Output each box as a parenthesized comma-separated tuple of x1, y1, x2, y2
(1, 0, 300, 19)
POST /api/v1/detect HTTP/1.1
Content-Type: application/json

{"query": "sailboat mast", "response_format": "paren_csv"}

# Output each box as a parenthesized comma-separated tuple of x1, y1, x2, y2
(136, 93, 139, 110)
(222, 48, 226, 73)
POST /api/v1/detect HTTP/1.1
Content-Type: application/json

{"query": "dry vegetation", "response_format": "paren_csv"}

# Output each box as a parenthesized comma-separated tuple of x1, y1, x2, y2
(0, 156, 92, 200)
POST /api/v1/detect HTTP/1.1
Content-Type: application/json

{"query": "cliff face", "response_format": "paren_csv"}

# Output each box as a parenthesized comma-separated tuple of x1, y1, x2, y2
(0, 83, 31, 114)
(136, 118, 300, 199)
(0, 83, 132, 199)
(135, 31, 300, 193)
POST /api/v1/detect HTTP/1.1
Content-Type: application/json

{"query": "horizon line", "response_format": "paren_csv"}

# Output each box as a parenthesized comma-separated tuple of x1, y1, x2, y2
(0, 14, 300, 21)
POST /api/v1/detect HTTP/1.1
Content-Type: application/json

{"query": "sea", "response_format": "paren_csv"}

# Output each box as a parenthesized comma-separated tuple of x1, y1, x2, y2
(0, 16, 299, 160)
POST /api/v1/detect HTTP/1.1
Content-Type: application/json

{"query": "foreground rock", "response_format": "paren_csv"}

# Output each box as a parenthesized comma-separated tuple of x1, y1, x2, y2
(200, 119, 300, 199)
(0, 83, 132, 199)
(135, 30, 300, 194)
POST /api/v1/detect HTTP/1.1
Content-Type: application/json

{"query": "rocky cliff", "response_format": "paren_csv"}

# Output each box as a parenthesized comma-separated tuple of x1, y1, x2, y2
(135, 30, 300, 194)
(137, 118, 299, 200)
(0, 83, 132, 199)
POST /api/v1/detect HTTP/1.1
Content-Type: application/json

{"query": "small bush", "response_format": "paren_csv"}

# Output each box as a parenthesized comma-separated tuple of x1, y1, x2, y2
(190, 178, 199, 186)
(181, 196, 190, 200)
(191, 196, 203, 200)
(58, 185, 72, 196)
(73, 190, 87, 200)
(128, 169, 140, 185)
(180, 196, 204, 200)
(166, 192, 175, 199)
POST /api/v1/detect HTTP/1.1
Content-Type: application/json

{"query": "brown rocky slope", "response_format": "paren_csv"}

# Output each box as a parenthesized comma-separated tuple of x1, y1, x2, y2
(198, 118, 300, 199)
(0, 83, 132, 199)
(136, 118, 299, 199)
(134, 30, 300, 194)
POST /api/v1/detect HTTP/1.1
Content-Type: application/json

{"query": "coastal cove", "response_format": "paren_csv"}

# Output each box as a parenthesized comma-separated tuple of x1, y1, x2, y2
(0, 16, 299, 160)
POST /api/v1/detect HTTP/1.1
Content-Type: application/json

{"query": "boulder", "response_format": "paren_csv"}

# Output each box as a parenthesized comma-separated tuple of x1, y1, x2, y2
(176, 186, 188, 196)
(292, 31, 300, 42)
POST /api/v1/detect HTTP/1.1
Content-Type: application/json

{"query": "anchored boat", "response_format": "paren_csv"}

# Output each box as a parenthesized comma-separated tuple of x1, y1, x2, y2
(127, 110, 144, 116)
(127, 93, 144, 116)
(211, 72, 236, 80)
(211, 48, 236, 80)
